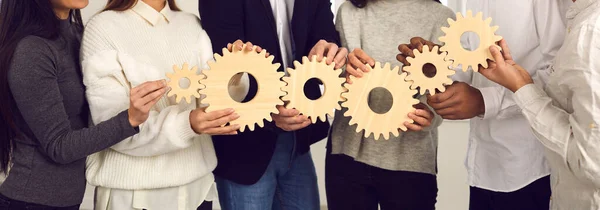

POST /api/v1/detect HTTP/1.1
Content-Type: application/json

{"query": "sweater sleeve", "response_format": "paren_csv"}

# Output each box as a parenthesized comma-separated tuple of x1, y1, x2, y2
(7, 37, 138, 165)
(81, 17, 199, 157)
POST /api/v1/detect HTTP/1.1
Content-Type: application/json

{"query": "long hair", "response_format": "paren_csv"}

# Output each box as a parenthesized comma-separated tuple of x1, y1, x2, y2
(104, 0, 181, 11)
(350, 0, 441, 8)
(0, 0, 83, 174)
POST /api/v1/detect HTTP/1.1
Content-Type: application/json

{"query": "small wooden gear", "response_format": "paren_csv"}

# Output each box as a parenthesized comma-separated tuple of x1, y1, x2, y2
(166, 63, 203, 103)
(341, 62, 419, 140)
(438, 10, 503, 72)
(199, 45, 285, 132)
(281, 56, 346, 123)
(403, 45, 455, 95)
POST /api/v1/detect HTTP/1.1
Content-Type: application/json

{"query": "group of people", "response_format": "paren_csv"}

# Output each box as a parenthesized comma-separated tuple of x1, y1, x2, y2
(0, 0, 597, 210)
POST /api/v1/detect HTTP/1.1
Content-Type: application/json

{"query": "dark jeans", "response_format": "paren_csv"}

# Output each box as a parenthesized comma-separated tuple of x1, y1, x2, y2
(325, 153, 438, 210)
(0, 193, 79, 210)
(469, 176, 551, 210)
(216, 132, 320, 210)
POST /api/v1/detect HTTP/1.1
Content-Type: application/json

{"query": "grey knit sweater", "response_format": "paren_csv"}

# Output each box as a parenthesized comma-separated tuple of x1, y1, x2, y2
(0, 20, 138, 207)
(330, 0, 455, 175)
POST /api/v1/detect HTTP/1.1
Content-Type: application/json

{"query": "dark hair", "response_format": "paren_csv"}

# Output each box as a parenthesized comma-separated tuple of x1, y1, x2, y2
(350, 0, 441, 8)
(0, 0, 83, 174)
(104, 0, 181, 11)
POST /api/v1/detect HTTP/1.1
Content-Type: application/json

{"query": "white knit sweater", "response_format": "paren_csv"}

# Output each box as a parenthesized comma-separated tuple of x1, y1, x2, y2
(80, 6, 217, 190)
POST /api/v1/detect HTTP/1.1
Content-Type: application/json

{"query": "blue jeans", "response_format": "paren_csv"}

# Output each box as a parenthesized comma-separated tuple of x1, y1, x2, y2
(216, 132, 320, 210)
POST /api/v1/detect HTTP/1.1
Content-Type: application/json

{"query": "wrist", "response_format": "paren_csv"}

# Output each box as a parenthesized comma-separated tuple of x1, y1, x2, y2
(127, 109, 140, 127)
(511, 80, 533, 93)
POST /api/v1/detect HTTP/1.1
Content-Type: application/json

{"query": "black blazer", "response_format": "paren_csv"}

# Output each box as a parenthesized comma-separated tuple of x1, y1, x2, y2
(199, 0, 340, 185)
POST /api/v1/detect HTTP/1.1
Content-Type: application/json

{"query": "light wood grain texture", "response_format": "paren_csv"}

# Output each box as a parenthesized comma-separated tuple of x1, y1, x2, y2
(341, 62, 419, 140)
(439, 10, 503, 72)
(404, 45, 455, 95)
(200, 45, 285, 132)
(166, 63, 203, 104)
(282, 56, 346, 123)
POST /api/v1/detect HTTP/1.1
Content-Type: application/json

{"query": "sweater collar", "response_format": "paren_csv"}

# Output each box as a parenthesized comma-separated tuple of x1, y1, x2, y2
(132, 0, 173, 26)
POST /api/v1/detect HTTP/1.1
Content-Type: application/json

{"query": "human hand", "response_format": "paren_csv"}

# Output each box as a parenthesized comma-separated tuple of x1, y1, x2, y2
(308, 40, 348, 69)
(345, 48, 375, 84)
(128, 80, 168, 127)
(227, 40, 270, 86)
(427, 82, 484, 120)
(190, 108, 241, 135)
(396, 37, 439, 77)
(272, 105, 311, 131)
(479, 39, 533, 92)
(404, 103, 434, 131)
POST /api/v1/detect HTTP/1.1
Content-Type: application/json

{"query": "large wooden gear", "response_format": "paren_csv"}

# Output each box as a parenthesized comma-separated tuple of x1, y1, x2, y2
(199, 45, 285, 132)
(166, 63, 203, 103)
(341, 62, 419, 140)
(439, 10, 503, 72)
(404, 45, 455, 95)
(281, 56, 346, 123)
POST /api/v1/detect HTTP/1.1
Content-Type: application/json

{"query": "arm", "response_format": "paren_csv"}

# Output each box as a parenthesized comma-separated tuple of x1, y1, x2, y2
(81, 22, 199, 157)
(7, 38, 138, 164)
(480, 0, 565, 120)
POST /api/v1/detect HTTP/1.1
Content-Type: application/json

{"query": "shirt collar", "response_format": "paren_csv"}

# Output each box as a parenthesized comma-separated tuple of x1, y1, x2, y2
(131, 0, 173, 26)
(567, 0, 598, 19)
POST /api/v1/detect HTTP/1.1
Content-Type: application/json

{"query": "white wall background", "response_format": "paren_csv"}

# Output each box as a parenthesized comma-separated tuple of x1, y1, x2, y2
(75, 1, 470, 209)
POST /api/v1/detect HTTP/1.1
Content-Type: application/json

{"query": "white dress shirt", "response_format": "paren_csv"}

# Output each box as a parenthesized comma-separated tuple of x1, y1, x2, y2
(269, 0, 295, 69)
(514, 0, 600, 208)
(453, 0, 567, 192)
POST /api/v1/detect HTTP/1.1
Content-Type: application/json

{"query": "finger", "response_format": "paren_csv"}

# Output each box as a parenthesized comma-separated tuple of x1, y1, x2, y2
(282, 119, 311, 131)
(203, 124, 241, 135)
(205, 112, 240, 128)
(202, 108, 236, 121)
(256, 46, 263, 53)
(233, 40, 244, 52)
(396, 54, 410, 66)
(279, 115, 309, 125)
(489, 45, 505, 66)
(427, 89, 454, 104)
(441, 114, 459, 120)
(410, 37, 425, 52)
(429, 97, 459, 111)
(139, 86, 166, 105)
(276, 106, 300, 117)
(134, 80, 167, 98)
(345, 74, 353, 84)
(132, 80, 164, 95)
(325, 44, 338, 65)
(398, 44, 415, 59)
(244, 42, 254, 52)
(141, 89, 164, 110)
(414, 109, 433, 123)
(434, 106, 458, 116)
(354, 49, 375, 69)
(347, 55, 365, 77)
(499, 39, 513, 61)
(404, 122, 423, 132)
(334, 48, 348, 69)
(227, 43, 233, 52)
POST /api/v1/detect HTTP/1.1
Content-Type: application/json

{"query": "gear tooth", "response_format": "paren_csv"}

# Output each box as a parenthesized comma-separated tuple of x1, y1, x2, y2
(267, 55, 275, 63)
(257, 120, 264, 128)
(391, 129, 400, 138)
(412, 48, 421, 56)
(432, 46, 440, 53)
(420, 88, 428, 95)
(462, 65, 469, 72)
(382, 62, 391, 71)
(221, 48, 229, 56)
(475, 12, 483, 20)
(466, 10, 473, 18)
(438, 85, 447, 93)
(485, 17, 493, 25)
(239, 125, 247, 132)
(491, 25, 500, 33)
(305, 56, 313, 64)
(455, 12, 463, 20)
(182, 63, 189, 71)
(423, 45, 431, 53)
(213, 54, 222, 62)
(294, 60, 302, 68)
(383, 132, 390, 140)
(374, 62, 382, 69)
(495, 35, 503, 42)
(480, 61, 489, 69)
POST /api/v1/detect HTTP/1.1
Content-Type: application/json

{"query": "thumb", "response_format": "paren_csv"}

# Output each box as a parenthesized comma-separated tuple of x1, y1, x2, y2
(489, 46, 505, 66)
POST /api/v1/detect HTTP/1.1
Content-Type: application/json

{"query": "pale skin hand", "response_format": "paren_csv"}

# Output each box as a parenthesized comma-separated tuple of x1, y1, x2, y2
(128, 80, 168, 127)
(308, 40, 348, 69)
(190, 108, 241, 135)
(345, 48, 375, 84)
(404, 103, 435, 132)
(479, 39, 533, 93)
(272, 105, 311, 131)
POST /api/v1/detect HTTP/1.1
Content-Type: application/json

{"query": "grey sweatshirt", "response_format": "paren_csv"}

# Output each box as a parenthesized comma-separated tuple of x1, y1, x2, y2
(0, 20, 138, 207)
(330, 0, 455, 175)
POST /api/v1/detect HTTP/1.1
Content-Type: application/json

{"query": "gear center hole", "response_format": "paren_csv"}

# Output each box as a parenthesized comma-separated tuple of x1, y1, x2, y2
(178, 77, 191, 89)
(368, 87, 393, 114)
(227, 72, 258, 103)
(461, 31, 480, 51)
(304, 78, 324, 100)
(422, 63, 437, 78)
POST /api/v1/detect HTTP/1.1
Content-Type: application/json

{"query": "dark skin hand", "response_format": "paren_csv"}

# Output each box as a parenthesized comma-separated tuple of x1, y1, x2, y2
(397, 37, 485, 120)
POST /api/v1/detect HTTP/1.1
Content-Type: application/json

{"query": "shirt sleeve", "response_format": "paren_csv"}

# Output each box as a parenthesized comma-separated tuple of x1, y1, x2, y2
(514, 25, 600, 188)
(479, 0, 566, 120)
(7, 37, 138, 165)
(80, 21, 199, 157)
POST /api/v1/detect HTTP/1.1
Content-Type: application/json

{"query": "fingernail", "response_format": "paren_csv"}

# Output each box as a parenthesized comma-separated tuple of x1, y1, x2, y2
(227, 108, 235, 113)
(233, 113, 240, 118)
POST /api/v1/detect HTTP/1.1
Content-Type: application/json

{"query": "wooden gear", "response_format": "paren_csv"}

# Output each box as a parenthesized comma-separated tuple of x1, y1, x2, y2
(341, 62, 419, 140)
(199, 45, 285, 132)
(403, 45, 455, 95)
(281, 56, 346, 123)
(166, 63, 203, 103)
(438, 10, 503, 72)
